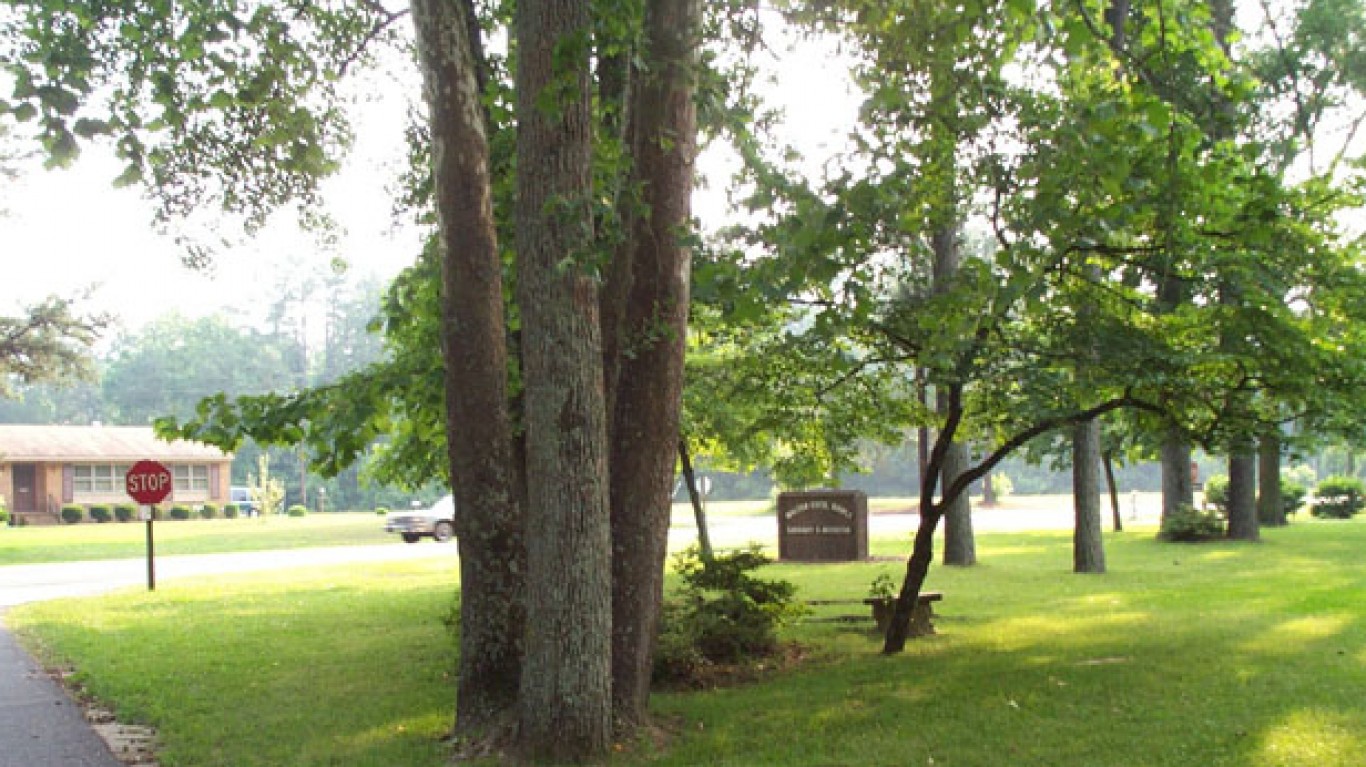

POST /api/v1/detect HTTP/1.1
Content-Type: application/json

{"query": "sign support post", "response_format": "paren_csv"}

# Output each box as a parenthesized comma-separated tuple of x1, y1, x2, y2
(145, 508, 156, 591)
(126, 460, 173, 592)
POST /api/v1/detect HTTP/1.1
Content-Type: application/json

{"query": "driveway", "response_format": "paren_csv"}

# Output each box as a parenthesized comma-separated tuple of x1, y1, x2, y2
(0, 542, 454, 608)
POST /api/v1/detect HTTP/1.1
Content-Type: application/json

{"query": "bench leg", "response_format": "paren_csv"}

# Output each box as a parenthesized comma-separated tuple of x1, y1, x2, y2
(908, 602, 936, 637)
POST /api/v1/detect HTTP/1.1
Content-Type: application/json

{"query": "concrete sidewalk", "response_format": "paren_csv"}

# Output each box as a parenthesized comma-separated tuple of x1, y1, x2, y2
(0, 614, 124, 767)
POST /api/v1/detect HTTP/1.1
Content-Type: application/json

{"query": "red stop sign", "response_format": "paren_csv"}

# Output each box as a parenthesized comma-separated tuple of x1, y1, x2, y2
(126, 460, 173, 505)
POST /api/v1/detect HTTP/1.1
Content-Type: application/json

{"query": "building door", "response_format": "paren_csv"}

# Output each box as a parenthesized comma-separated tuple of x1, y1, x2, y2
(12, 464, 37, 513)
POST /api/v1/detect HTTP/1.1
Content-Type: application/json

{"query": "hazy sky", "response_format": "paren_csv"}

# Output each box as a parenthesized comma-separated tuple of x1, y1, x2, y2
(0, 32, 856, 337)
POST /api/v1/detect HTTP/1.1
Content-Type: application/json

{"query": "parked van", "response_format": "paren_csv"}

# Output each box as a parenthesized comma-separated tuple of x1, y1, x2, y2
(229, 486, 259, 516)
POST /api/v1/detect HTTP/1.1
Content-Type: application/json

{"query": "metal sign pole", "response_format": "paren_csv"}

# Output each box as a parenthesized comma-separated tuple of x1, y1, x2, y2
(143, 505, 156, 591)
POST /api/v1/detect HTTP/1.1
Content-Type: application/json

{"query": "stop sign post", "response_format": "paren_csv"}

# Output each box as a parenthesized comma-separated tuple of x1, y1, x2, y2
(125, 460, 172, 591)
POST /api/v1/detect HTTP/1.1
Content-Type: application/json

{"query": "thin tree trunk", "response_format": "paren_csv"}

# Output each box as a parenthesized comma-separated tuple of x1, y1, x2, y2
(983, 471, 997, 507)
(1227, 447, 1260, 541)
(1102, 449, 1123, 532)
(1258, 432, 1285, 526)
(1073, 418, 1106, 573)
(411, 0, 524, 737)
(678, 439, 713, 562)
(605, 0, 701, 729)
(1160, 429, 1193, 523)
(941, 440, 976, 566)
(514, 0, 612, 759)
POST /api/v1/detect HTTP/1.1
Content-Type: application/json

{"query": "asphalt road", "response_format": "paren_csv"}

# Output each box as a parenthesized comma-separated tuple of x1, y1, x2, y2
(0, 542, 454, 608)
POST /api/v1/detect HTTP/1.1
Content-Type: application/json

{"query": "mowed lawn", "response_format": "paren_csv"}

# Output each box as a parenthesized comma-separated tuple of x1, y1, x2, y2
(0, 513, 394, 565)
(8, 520, 1366, 767)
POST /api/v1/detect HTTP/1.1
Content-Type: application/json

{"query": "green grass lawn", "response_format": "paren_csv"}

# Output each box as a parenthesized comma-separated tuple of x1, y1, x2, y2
(0, 513, 392, 565)
(8, 520, 1366, 766)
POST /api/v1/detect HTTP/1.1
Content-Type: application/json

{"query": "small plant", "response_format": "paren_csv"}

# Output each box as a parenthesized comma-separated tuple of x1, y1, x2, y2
(248, 455, 286, 517)
(1160, 504, 1224, 542)
(199, 503, 219, 520)
(1312, 476, 1365, 519)
(376, 507, 389, 516)
(169, 504, 193, 521)
(114, 503, 137, 522)
(653, 544, 806, 686)
(223, 503, 240, 519)
(60, 504, 84, 524)
(0, 506, 10, 525)
(286, 504, 308, 518)
(868, 572, 897, 601)
(88, 504, 113, 523)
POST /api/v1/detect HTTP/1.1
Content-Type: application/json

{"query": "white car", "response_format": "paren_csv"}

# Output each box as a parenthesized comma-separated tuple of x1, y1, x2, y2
(384, 495, 456, 543)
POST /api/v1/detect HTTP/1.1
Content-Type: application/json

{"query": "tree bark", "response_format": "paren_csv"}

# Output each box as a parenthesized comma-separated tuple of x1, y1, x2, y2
(410, 0, 524, 736)
(1258, 432, 1285, 526)
(982, 471, 997, 507)
(607, 0, 701, 728)
(1072, 418, 1106, 573)
(941, 439, 976, 566)
(1160, 429, 1193, 523)
(1226, 447, 1260, 541)
(513, 0, 612, 759)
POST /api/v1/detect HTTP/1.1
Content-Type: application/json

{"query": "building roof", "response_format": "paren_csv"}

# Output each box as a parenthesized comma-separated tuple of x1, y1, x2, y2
(0, 425, 232, 462)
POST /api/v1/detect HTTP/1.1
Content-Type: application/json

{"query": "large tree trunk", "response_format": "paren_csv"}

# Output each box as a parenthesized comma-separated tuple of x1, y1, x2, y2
(1073, 419, 1106, 573)
(1258, 432, 1285, 526)
(1226, 447, 1260, 541)
(1160, 429, 1193, 523)
(606, 0, 701, 729)
(410, 0, 524, 737)
(513, 0, 612, 759)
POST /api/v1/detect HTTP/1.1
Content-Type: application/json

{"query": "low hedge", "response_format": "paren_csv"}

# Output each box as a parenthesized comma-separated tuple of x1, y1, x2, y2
(60, 505, 84, 524)
(114, 503, 138, 522)
(1312, 476, 1365, 519)
(88, 504, 113, 523)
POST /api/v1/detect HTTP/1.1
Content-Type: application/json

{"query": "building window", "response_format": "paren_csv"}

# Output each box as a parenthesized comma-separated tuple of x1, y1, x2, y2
(173, 464, 210, 493)
(73, 464, 132, 495)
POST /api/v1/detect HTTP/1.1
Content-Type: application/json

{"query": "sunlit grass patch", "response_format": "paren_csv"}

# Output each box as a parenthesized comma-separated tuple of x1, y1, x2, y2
(1255, 709, 1365, 766)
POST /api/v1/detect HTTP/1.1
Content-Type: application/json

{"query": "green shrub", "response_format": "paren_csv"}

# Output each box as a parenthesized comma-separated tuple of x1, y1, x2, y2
(1312, 476, 1365, 519)
(0, 506, 9, 525)
(169, 504, 193, 521)
(286, 504, 308, 518)
(1279, 479, 1308, 520)
(1202, 474, 1229, 514)
(88, 504, 113, 523)
(653, 545, 806, 686)
(1160, 504, 1225, 542)
(223, 503, 240, 519)
(199, 503, 218, 520)
(60, 505, 84, 524)
(114, 503, 137, 522)
(376, 507, 389, 516)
